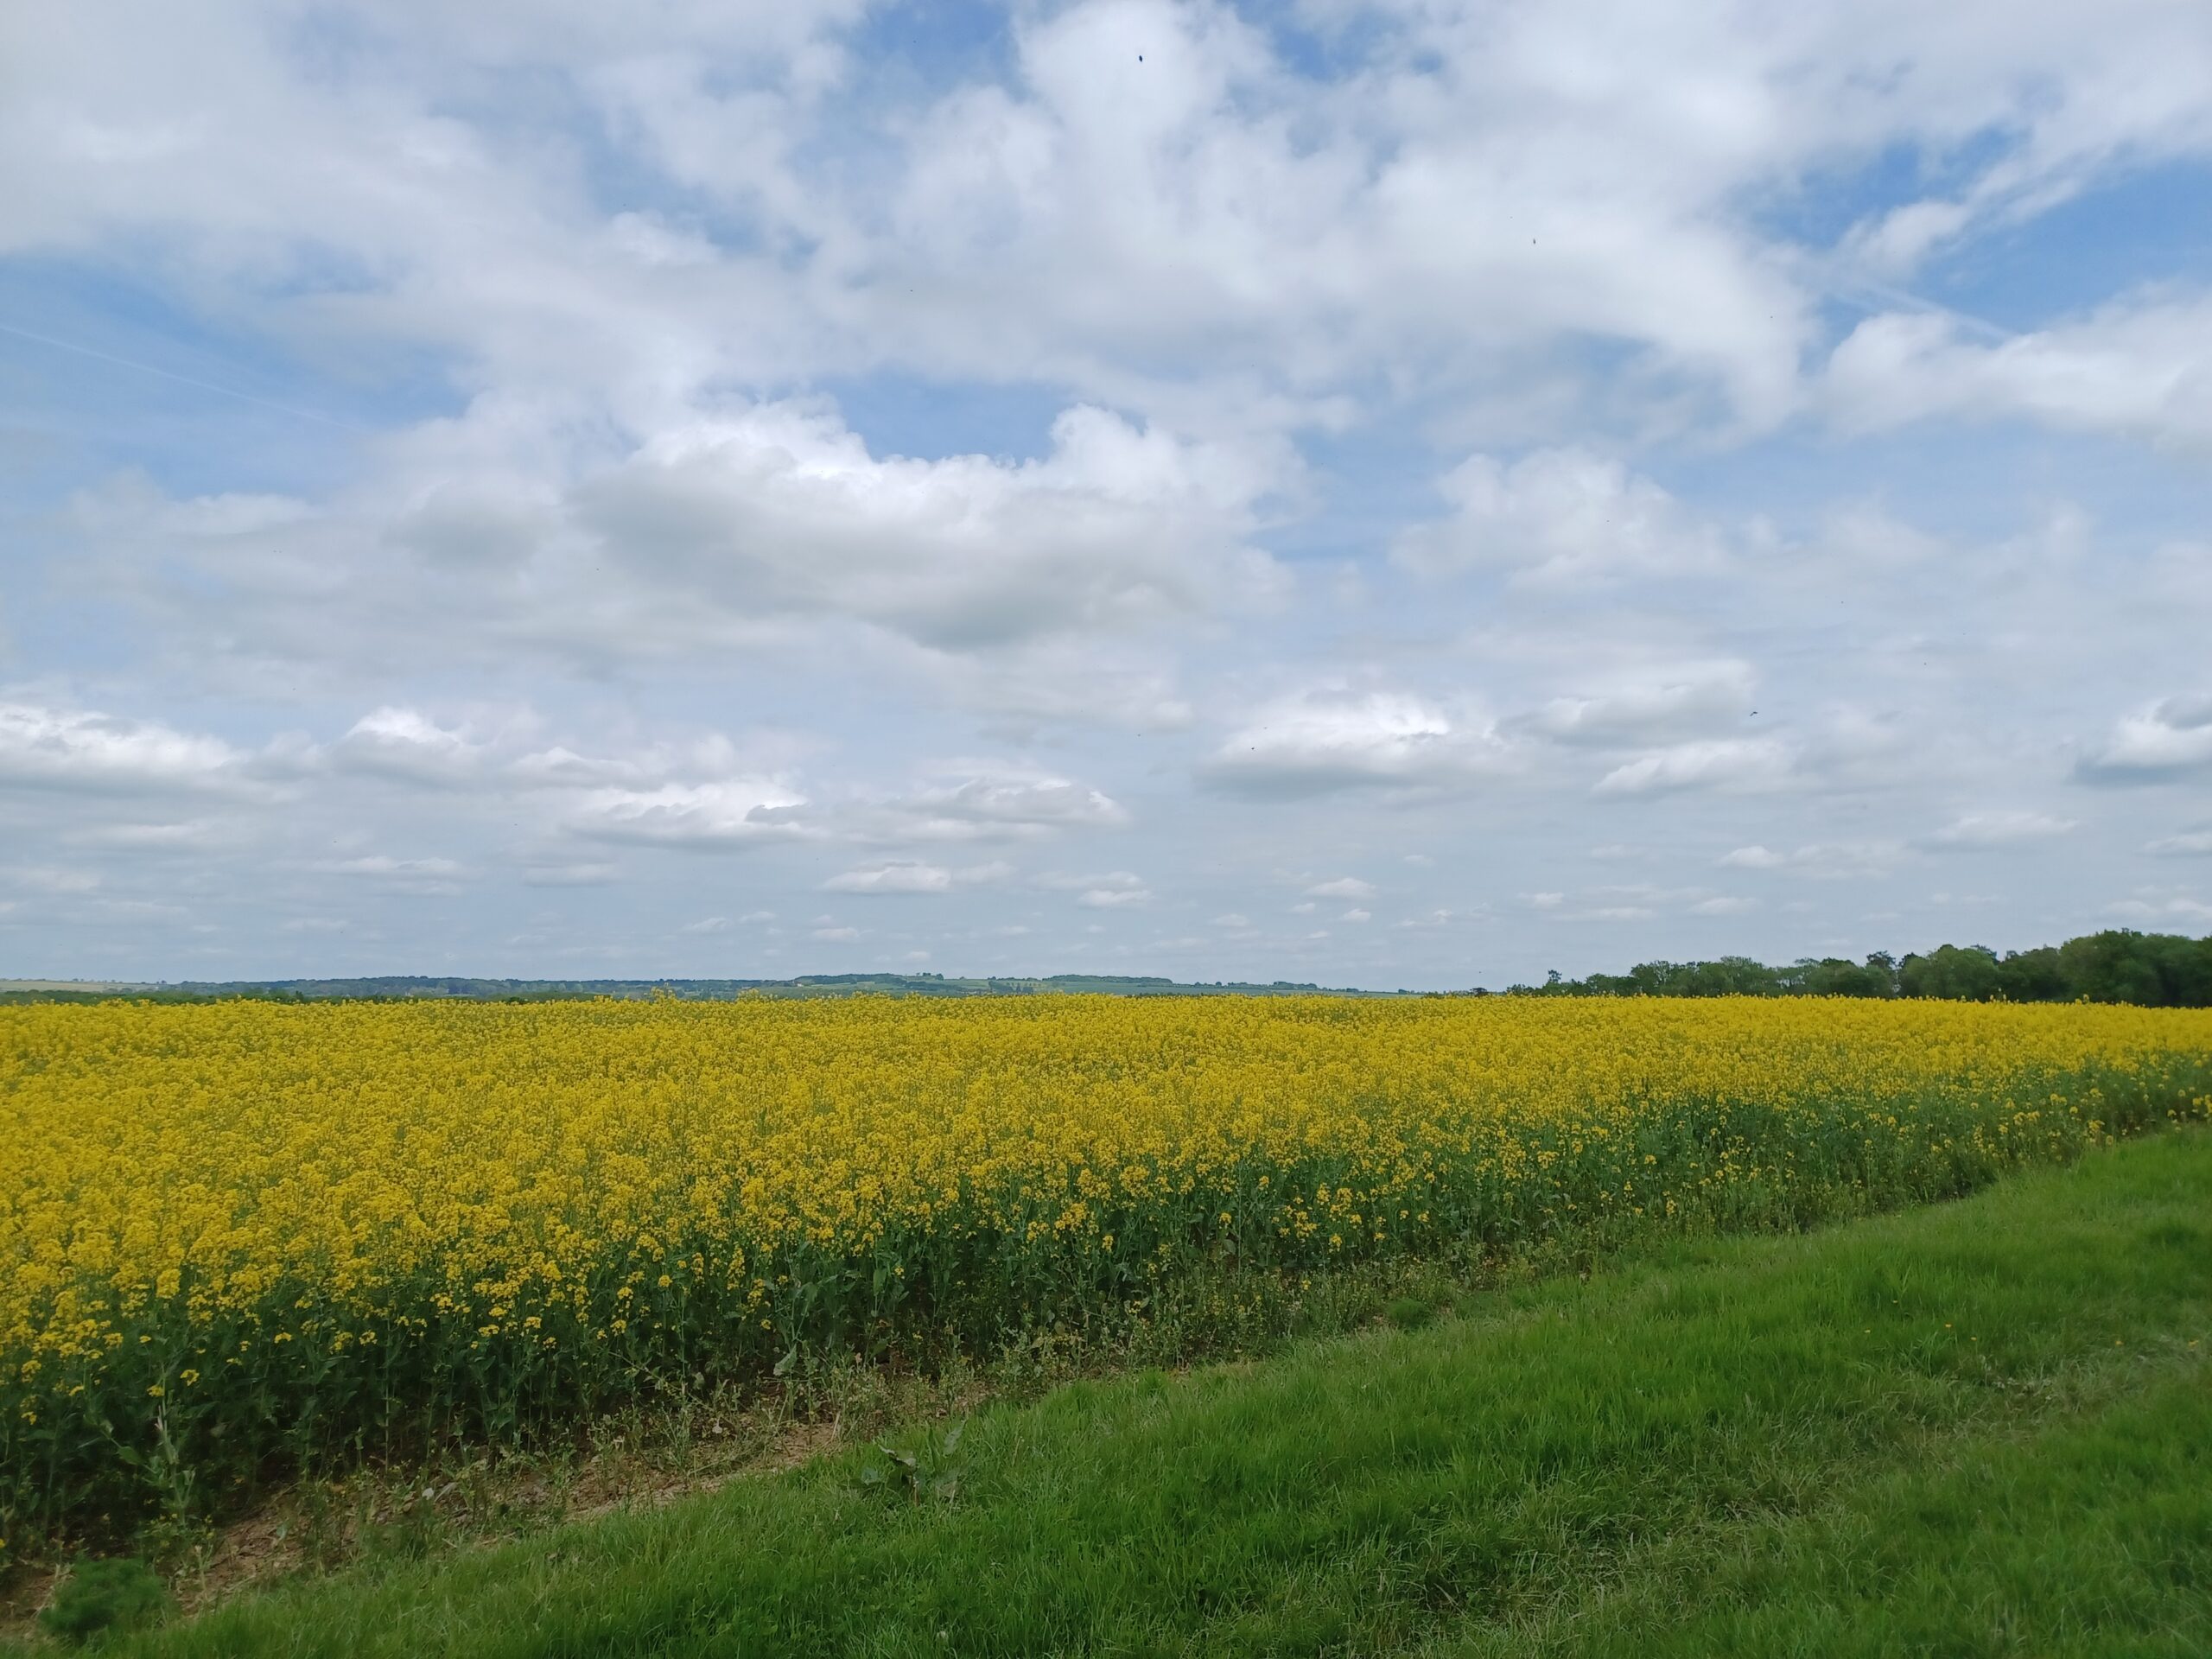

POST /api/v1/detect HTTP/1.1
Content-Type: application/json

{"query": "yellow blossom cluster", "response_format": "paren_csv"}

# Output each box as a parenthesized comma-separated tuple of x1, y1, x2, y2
(2, 993, 2207, 1542)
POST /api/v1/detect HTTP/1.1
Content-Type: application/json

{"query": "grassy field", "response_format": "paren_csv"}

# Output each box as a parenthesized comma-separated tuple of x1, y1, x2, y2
(24, 1127, 2207, 1656)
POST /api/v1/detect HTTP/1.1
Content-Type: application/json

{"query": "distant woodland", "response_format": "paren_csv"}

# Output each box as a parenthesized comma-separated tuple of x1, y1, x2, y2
(1510, 929, 2212, 1007)
(9, 930, 2211, 1008)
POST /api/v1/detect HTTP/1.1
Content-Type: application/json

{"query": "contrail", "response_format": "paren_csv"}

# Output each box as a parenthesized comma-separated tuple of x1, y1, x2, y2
(0, 319, 372, 433)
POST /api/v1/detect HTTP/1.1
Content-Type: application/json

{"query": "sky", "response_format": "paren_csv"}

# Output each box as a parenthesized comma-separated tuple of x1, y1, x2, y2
(2, 0, 2210, 989)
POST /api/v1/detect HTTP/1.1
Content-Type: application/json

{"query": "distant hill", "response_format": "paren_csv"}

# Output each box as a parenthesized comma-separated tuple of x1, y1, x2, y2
(0, 972, 1388, 1004)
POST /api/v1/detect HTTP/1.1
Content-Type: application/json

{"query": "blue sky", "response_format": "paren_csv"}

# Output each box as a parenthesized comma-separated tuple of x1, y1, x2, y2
(3, 0, 2210, 988)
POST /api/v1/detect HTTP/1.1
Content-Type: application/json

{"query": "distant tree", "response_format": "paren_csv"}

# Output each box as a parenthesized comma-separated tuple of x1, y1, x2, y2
(1993, 945, 2066, 1003)
(1897, 944, 2003, 1001)
(1783, 957, 1872, 996)
(2056, 929, 2212, 1007)
(1497, 931, 2210, 1007)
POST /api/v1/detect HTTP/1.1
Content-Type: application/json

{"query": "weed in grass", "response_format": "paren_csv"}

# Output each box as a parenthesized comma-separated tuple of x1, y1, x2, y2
(860, 1420, 968, 1507)
(37, 1558, 169, 1644)
(1385, 1297, 1438, 1331)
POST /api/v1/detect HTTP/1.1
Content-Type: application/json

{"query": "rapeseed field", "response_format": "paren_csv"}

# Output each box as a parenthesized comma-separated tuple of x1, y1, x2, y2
(3, 995, 2209, 1548)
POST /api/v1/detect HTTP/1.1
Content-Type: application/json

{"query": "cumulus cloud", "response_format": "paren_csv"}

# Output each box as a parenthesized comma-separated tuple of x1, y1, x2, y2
(1594, 738, 1792, 797)
(573, 402, 1282, 653)
(2145, 830, 2212, 857)
(1305, 876, 1376, 900)
(1201, 690, 1510, 800)
(349, 710, 1131, 863)
(1827, 296, 2212, 450)
(2076, 695, 2212, 781)
(1395, 450, 1729, 587)
(837, 773, 1130, 843)
(72, 397, 1286, 701)
(1036, 870, 1151, 908)
(5, 865, 100, 894)
(1719, 845, 1787, 870)
(1077, 886, 1150, 909)
(2106, 893, 2212, 926)
(1923, 810, 2077, 849)
(335, 708, 489, 787)
(1518, 662, 1757, 745)
(1519, 883, 1747, 924)
(0, 702, 246, 794)
(1719, 842, 1904, 878)
(823, 860, 1014, 895)
(563, 779, 811, 850)
(312, 855, 467, 895)
(521, 861, 619, 887)
(1394, 908, 1458, 931)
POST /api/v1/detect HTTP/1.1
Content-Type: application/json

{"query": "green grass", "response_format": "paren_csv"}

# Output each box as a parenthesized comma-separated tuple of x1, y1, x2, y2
(31, 1132, 2212, 1656)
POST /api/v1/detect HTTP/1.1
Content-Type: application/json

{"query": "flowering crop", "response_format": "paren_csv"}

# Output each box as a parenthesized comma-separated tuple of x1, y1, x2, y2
(3, 994, 2208, 1545)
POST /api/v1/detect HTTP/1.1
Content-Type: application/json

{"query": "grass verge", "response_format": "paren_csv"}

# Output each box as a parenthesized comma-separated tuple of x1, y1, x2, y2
(17, 1130, 2211, 1656)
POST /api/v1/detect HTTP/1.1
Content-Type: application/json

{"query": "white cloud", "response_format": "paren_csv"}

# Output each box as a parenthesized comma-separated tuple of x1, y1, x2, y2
(73, 397, 1285, 702)
(1827, 296, 2212, 450)
(82, 819, 232, 849)
(1394, 908, 1457, 931)
(573, 402, 1282, 653)
(1594, 738, 1792, 797)
(2077, 694, 2212, 782)
(2106, 894, 2212, 926)
(823, 860, 1014, 895)
(1924, 810, 2077, 849)
(1395, 450, 1728, 587)
(1304, 876, 1376, 900)
(313, 855, 467, 895)
(522, 861, 620, 887)
(1719, 845, 1787, 870)
(335, 707, 489, 787)
(1520, 663, 1756, 745)
(518, 748, 1130, 851)
(1077, 886, 1150, 909)
(839, 773, 1130, 843)
(1202, 690, 1510, 800)
(1034, 868, 1151, 908)
(1719, 841, 1904, 878)
(5, 865, 101, 894)
(564, 779, 810, 850)
(0, 702, 245, 793)
(2145, 830, 2212, 857)
(823, 861, 956, 895)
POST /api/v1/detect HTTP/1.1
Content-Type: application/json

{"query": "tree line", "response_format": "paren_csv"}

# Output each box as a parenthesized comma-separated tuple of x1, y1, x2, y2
(1507, 929, 2212, 1007)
